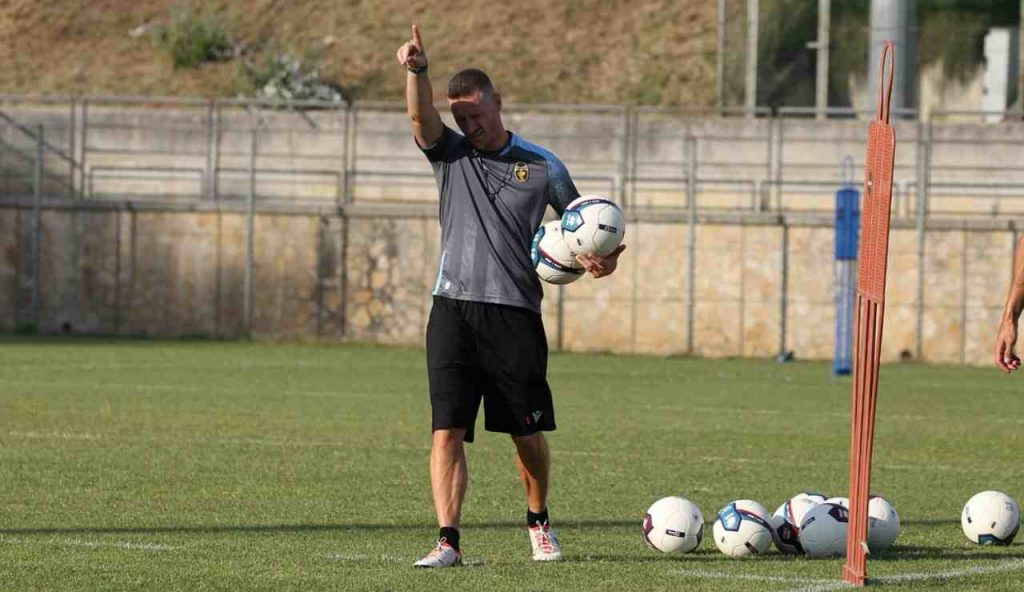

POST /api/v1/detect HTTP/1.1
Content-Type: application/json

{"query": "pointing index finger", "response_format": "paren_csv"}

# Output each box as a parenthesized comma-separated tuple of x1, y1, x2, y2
(412, 24, 422, 48)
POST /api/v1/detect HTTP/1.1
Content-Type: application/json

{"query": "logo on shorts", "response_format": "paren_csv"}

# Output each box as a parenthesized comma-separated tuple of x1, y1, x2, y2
(532, 410, 543, 423)
(514, 162, 529, 183)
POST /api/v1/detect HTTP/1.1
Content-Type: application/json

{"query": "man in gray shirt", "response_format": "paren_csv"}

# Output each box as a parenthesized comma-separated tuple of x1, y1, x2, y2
(397, 25, 625, 568)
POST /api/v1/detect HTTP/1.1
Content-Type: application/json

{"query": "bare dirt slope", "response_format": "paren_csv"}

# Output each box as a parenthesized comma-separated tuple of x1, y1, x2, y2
(1, 0, 716, 106)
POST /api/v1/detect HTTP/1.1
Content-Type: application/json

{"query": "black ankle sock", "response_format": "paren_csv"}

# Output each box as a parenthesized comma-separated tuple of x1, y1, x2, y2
(439, 526, 460, 550)
(527, 508, 549, 527)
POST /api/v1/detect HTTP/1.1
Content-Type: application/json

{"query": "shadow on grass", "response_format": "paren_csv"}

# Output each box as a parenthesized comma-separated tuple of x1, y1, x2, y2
(0, 519, 640, 536)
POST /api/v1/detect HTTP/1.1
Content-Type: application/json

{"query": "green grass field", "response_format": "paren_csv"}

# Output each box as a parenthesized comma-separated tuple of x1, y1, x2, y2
(1, 338, 1022, 591)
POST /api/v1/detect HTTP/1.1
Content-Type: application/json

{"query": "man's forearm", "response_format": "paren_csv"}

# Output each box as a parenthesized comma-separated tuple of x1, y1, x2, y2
(1002, 235, 1024, 322)
(407, 71, 441, 146)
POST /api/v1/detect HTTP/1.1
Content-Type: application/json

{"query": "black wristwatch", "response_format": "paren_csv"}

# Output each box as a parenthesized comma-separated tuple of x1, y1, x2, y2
(408, 63, 428, 75)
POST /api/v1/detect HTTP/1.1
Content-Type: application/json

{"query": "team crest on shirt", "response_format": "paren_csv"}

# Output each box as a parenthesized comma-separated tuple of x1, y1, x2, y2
(513, 161, 529, 183)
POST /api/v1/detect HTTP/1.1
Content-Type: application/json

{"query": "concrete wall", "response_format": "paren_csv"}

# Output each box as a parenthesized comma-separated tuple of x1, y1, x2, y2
(0, 203, 1014, 366)
(4, 101, 1024, 217)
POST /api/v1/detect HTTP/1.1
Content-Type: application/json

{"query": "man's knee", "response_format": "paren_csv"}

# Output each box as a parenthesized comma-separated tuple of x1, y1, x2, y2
(433, 428, 467, 450)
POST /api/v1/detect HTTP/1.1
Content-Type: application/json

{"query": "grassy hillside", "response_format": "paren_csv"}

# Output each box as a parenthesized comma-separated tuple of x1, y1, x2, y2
(1, 0, 717, 106)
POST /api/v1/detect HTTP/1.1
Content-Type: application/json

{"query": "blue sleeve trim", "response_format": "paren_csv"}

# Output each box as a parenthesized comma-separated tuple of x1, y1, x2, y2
(511, 136, 580, 214)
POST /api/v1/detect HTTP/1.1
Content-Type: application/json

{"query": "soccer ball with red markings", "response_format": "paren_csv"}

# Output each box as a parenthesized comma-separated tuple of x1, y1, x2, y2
(712, 499, 773, 557)
(642, 496, 704, 554)
(531, 220, 584, 284)
(769, 495, 820, 554)
(961, 491, 1020, 545)
(560, 195, 625, 257)
(799, 502, 849, 558)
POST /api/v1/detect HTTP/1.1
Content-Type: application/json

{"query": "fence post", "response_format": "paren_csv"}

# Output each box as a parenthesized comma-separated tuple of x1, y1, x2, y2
(556, 284, 566, 352)
(959, 225, 969, 364)
(31, 126, 43, 330)
(914, 119, 931, 360)
(204, 99, 217, 200)
(686, 134, 698, 353)
(343, 103, 357, 204)
(778, 222, 789, 359)
(68, 98, 76, 197)
(79, 100, 88, 199)
(618, 106, 632, 209)
(244, 124, 258, 338)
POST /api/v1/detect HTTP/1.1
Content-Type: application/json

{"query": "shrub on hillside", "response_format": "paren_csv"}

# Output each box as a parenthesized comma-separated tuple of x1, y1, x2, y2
(156, 3, 233, 69)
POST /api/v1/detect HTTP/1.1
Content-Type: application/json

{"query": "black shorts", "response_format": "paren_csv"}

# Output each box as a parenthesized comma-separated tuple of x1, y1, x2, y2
(426, 296, 556, 443)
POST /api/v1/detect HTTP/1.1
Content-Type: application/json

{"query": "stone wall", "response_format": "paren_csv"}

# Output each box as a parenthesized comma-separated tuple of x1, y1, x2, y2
(0, 203, 1014, 366)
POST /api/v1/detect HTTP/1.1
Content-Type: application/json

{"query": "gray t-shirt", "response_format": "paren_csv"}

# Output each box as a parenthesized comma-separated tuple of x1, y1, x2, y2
(421, 126, 579, 313)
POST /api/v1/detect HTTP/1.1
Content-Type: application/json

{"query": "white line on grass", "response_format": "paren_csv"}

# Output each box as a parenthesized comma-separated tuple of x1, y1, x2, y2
(0, 536, 176, 551)
(672, 569, 832, 586)
(677, 559, 1024, 592)
(324, 553, 485, 566)
(6, 430, 104, 440)
(871, 559, 1024, 584)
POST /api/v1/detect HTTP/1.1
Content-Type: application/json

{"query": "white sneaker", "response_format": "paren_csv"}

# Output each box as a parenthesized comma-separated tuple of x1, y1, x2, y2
(528, 522, 562, 561)
(413, 537, 462, 568)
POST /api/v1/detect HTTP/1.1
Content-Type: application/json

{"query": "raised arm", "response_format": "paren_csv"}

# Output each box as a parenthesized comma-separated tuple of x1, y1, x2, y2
(396, 24, 443, 148)
(995, 232, 1024, 372)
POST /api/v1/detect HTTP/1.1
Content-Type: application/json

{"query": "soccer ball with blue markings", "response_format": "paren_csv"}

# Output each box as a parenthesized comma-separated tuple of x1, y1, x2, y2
(799, 502, 849, 558)
(642, 496, 704, 554)
(560, 195, 625, 257)
(531, 221, 584, 285)
(961, 491, 1020, 546)
(712, 499, 773, 557)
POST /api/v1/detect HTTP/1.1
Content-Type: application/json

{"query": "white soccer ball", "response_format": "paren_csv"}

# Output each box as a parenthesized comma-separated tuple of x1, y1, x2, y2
(824, 496, 849, 508)
(961, 490, 1021, 545)
(643, 496, 704, 554)
(531, 220, 584, 284)
(770, 496, 820, 555)
(867, 496, 900, 552)
(713, 499, 773, 557)
(560, 195, 625, 257)
(795, 491, 829, 505)
(799, 502, 849, 558)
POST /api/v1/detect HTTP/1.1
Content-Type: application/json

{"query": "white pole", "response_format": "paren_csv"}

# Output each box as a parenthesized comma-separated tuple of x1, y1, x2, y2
(745, 0, 759, 116)
(816, 0, 831, 119)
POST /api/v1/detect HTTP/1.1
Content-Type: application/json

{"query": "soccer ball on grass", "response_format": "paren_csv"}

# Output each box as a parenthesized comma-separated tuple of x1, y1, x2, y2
(712, 499, 773, 557)
(642, 496, 704, 554)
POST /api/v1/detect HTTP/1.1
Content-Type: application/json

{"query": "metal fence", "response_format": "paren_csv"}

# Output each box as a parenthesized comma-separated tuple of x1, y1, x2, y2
(2, 96, 1023, 364)
(2, 96, 1024, 217)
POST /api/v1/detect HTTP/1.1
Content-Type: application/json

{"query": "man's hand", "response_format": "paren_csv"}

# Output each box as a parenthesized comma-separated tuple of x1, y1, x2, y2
(576, 245, 626, 279)
(396, 24, 427, 70)
(994, 317, 1021, 373)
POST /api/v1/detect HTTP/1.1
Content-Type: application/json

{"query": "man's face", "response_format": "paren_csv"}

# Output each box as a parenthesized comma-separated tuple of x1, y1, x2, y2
(449, 90, 505, 151)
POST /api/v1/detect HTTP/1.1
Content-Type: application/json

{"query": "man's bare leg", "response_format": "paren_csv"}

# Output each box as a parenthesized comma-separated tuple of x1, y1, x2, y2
(414, 428, 467, 567)
(513, 432, 549, 512)
(513, 432, 562, 561)
(431, 428, 468, 527)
